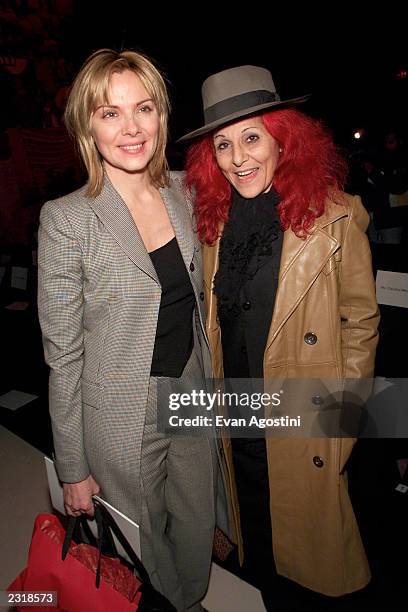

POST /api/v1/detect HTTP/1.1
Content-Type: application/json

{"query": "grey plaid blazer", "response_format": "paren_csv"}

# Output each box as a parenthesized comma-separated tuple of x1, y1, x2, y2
(38, 171, 211, 521)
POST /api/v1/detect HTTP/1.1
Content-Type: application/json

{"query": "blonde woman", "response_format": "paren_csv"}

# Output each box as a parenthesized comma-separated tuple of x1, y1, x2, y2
(38, 49, 219, 612)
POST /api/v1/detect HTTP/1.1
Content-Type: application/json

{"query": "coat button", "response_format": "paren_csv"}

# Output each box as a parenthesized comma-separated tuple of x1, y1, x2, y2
(240, 346, 247, 354)
(190, 262, 195, 272)
(242, 301, 251, 311)
(313, 456, 324, 468)
(312, 395, 324, 406)
(199, 291, 204, 301)
(304, 332, 317, 345)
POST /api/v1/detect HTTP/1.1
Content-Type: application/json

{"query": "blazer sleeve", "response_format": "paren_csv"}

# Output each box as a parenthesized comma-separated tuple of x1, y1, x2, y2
(38, 201, 90, 483)
(338, 195, 380, 379)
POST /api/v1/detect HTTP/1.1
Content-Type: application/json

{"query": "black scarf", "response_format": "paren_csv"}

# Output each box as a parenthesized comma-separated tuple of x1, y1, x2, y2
(214, 187, 281, 316)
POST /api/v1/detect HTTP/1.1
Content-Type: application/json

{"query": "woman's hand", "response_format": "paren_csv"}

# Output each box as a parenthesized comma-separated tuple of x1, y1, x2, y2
(63, 475, 101, 517)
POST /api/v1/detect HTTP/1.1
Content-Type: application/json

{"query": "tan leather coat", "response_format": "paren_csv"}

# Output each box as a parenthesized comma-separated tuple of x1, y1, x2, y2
(203, 193, 380, 596)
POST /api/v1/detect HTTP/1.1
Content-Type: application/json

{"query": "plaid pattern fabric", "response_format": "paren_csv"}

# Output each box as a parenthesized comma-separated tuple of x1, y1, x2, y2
(138, 350, 216, 609)
(38, 172, 210, 524)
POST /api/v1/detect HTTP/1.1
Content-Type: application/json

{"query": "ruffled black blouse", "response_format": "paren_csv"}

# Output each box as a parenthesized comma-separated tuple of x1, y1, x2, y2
(214, 187, 283, 379)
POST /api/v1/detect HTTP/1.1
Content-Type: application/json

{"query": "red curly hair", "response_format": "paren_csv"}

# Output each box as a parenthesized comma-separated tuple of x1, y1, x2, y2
(185, 109, 348, 245)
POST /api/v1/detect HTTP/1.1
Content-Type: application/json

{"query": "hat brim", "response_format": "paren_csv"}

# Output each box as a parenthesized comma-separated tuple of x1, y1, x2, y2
(177, 94, 310, 143)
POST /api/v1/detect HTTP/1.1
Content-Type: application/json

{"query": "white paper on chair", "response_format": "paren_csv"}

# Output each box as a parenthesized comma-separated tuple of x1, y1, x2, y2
(376, 270, 408, 308)
(0, 390, 38, 410)
(202, 562, 266, 612)
(44, 457, 141, 562)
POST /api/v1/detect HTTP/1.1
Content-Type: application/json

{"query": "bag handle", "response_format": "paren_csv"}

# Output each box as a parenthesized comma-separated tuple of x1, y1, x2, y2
(61, 499, 151, 587)
(93, 501, 177, 610)
(93, 499, 152, 586)
(61, 511, 115, 561)
(61, 501, 177, 611)
(61, 516, 76, 560)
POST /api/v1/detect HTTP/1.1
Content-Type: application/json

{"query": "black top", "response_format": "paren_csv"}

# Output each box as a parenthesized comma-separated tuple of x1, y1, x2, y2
(149, 237, 195, 377)
(214, 188, 283, 379)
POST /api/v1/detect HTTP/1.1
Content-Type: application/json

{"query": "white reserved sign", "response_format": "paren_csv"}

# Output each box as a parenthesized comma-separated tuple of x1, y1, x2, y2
(376, 270, 408, 308)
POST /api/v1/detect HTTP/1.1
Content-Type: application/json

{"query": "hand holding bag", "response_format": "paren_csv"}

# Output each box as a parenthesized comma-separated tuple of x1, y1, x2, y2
(8, 499, 176, 612)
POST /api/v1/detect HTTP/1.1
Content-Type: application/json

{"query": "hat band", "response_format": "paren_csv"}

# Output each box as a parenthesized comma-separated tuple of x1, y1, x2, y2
(204, 90, 279, 125)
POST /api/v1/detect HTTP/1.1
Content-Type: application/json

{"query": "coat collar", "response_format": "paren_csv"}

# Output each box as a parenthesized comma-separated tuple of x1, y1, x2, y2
(87, 174, 195, 284)
(203, 196, 349, 344)
(312, 192, 348, 228)
(264, 197, 348, 347)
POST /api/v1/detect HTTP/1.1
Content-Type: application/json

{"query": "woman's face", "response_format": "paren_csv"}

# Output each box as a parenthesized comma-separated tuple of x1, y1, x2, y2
(91, 70, 160, 178)
(213, 116, 280, 198)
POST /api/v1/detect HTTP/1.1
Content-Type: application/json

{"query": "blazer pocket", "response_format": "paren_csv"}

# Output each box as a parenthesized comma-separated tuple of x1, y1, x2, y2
(81, 379, 103, 409)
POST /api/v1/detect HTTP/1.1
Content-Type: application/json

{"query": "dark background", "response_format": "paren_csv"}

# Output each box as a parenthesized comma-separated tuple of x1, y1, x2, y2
(3, 2, 406, 142)
(71, 5, 408, 147)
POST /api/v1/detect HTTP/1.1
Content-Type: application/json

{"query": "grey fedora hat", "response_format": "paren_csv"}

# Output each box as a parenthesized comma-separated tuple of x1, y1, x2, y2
(178, 65, 309, 142)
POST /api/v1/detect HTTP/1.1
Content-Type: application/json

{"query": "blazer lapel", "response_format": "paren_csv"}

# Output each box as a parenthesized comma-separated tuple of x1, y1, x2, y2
(160, 179, 195, 272)
(162, 177, 213, 345)
(88, 176, 159, 283)
(265, 206, 348, 349)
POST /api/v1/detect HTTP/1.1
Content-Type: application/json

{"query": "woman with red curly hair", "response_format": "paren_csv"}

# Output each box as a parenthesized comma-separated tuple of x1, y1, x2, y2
(180, 66, 379, 611)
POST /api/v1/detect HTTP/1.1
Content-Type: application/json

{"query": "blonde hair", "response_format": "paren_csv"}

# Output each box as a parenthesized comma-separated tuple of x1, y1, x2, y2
(64, 48, 170, 196)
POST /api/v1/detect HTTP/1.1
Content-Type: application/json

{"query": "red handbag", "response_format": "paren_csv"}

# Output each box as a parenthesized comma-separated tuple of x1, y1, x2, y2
(8, 500, 176, 611)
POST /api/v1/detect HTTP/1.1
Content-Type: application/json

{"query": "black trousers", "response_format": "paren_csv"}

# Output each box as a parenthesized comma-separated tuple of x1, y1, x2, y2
(231, 437, 276, 588)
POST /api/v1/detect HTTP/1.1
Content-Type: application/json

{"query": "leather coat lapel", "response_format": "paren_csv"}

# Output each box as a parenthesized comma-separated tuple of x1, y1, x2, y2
(265, 207, 348, 349)
(203, 227, 222, 333)
(88, 176, 159, 283)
